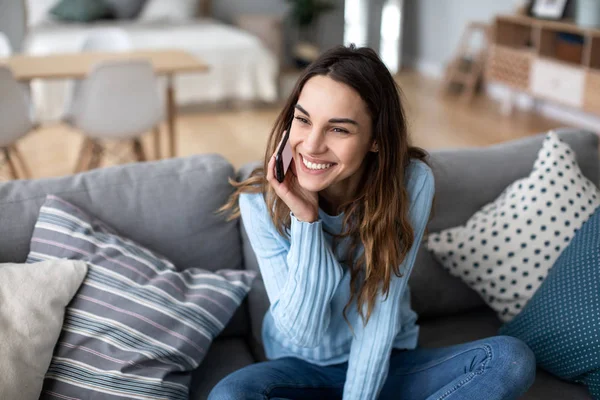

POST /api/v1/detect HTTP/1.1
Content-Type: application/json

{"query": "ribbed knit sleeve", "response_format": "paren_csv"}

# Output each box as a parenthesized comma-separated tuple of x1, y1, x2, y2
(342, 163, 435, 400)
(239, 193, 344, 348)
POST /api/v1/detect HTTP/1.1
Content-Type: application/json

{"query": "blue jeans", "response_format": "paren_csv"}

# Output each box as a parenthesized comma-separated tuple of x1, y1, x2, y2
(208, 335, 536, 400)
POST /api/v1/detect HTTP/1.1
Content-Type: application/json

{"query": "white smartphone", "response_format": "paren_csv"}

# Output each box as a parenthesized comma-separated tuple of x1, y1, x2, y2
(275, 129, 293, 183)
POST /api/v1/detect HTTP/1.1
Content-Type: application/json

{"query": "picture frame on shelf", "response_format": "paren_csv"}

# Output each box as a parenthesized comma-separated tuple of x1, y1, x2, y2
(529, 0, 570, 20)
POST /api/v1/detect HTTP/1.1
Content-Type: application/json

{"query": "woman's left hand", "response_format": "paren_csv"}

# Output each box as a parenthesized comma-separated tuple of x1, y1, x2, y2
(266, 152, 319, 223)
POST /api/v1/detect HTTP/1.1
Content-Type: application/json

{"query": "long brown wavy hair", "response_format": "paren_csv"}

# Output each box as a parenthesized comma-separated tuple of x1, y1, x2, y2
(220, 45, 429, 327)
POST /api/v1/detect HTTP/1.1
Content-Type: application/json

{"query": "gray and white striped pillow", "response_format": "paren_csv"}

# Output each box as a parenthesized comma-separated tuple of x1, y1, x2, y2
(27, 195, 256, 400)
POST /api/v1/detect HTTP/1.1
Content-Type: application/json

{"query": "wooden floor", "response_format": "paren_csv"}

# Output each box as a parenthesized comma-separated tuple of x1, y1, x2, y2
(9, 71, 563, 180)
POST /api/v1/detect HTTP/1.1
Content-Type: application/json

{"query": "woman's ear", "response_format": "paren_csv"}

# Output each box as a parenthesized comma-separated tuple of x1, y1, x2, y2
(370, 141, 379, 153)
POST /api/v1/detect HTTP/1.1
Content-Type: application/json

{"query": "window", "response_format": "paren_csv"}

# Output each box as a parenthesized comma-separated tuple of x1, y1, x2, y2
(344, 0, 368, 47)
(379, 0, 403, 74)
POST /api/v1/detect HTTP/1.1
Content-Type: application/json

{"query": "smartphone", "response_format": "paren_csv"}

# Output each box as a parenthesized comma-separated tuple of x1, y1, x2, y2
(275, 121, 293, 183)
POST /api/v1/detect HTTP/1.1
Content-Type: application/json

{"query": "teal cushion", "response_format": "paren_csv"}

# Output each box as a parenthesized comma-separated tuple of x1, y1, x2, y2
(499, 204, 600, 398)
(104, 0, 147, 19)
(50, 0, 114, 22)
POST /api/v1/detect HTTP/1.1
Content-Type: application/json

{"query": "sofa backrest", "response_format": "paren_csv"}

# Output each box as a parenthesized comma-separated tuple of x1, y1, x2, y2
(0, 153, 249, 337)
(239, 129, 599, 352)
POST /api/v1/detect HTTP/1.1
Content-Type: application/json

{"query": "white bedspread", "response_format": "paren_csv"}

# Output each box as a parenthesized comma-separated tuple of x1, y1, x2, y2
(24, 19, 279, 122)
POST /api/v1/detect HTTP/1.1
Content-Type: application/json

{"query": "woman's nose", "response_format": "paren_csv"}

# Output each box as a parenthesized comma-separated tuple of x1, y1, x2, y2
(303, 128, 326, 153)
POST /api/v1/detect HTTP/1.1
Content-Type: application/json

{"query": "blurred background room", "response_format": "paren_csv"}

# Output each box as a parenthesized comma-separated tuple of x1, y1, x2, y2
(0, 0, 599, 180)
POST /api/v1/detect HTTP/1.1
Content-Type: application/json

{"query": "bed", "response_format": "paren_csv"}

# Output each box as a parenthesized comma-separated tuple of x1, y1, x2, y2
(23, 7, 279, 122)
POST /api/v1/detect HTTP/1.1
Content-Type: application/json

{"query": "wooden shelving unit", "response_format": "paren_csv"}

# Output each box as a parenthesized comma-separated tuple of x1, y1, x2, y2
(486, 14, 600, 115)
(590, 36, 600, 69)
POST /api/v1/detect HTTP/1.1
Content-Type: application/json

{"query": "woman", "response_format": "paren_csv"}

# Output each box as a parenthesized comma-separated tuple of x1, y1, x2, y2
(211, 45, 536, 400)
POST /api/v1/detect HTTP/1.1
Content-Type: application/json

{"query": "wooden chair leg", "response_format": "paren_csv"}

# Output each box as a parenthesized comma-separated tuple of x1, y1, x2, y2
(10, 144, 32, 179)
(152, 126, 161, 160)
(74, 137, 93, 173)
(86, 141, 104, 171)
(133, 139, 147, 162)
(3, 148, 19, 180)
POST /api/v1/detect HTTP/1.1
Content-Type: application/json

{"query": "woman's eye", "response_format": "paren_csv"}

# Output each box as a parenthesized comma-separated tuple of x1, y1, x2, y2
(332, 127, 349, 134)
(295, 116, 309, 124)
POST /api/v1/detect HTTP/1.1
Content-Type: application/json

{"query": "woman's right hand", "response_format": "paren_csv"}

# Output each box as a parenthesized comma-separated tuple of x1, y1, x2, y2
(267, 146, 319, 223)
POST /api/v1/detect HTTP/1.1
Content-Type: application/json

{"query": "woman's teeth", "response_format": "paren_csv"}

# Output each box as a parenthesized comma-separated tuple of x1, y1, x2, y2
(302, 157, 333, 170)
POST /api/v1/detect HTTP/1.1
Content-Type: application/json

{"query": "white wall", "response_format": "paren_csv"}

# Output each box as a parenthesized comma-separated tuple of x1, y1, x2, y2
(402, 0, 514, 76)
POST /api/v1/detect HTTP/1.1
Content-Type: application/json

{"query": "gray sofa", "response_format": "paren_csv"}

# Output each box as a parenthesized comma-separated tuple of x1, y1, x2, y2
(0, 129, 595, 400)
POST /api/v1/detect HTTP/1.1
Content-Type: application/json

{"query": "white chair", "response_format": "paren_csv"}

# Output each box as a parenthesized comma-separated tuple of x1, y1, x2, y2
(71, 60, 164, 172)
(63, 29, 133, 121)
(0, 66, 34, 179)
(1, 31, 38, 123)
(0, 32, 12, 56)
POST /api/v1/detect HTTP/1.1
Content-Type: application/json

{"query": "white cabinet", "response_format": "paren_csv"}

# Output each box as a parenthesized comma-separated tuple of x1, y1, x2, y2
(530, 59, 585, 108)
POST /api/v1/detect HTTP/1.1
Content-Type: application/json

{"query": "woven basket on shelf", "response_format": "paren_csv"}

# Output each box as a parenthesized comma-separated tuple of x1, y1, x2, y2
(486, 45, 532, 91)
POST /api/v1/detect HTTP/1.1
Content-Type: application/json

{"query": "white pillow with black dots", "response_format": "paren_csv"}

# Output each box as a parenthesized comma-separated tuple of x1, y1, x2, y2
(427, 131, 600, 322)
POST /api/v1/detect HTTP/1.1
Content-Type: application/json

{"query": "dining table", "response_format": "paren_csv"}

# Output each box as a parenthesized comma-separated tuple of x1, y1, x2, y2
(0, 49, 210, 159)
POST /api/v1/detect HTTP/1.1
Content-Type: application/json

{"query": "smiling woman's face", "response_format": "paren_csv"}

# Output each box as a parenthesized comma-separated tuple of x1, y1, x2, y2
(290, 75, 375, 195)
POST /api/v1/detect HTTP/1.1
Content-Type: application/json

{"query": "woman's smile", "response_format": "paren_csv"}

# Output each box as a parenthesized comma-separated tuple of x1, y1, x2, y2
(299, 153, 336, 174)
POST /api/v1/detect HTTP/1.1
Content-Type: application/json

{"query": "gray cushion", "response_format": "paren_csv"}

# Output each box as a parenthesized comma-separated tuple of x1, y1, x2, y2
(410, 248, 486, 319)
(0, 154, 240, 271)
(418, 308, 592, 400)
(411, 129, 599, 318)
(104, 0, 146, 19)
(0, 154, 248, 337)
(189, 338, 255, 400)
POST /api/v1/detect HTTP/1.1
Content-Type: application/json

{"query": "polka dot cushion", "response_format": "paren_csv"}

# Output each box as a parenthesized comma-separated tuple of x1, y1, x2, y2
(426, 131, 600, 322)
(499, 204, 600, 398)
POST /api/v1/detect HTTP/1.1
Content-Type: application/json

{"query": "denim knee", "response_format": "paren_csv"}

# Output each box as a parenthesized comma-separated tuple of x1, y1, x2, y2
(494, 335, 537, 390)
(208, 376, 265, 400)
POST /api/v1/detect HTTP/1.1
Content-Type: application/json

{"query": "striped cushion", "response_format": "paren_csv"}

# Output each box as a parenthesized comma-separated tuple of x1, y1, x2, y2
(27, 195, 256, 400)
